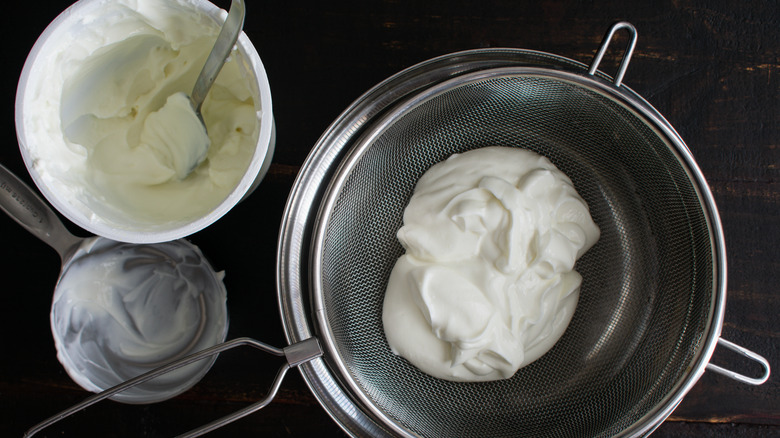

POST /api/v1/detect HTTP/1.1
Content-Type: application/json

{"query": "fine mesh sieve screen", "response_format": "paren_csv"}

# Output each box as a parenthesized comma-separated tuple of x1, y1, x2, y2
(315, 72, 714, 437)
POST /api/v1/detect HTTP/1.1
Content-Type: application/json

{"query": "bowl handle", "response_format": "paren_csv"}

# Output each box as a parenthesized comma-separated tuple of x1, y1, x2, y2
(24, 337, 323, 437)
(588, 21, 638, 87)
(0, 163, 82, 260)
(706, 337, 771, 385)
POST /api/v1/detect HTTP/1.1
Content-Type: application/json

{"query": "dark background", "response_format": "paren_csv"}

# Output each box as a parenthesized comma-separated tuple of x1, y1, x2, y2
(0, 0, 777, 436)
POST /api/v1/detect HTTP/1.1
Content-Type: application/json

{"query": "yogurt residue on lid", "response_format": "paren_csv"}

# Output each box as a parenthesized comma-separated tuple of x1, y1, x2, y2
(382, 146, 600, 382)
(50, 238, 228, 403)
(23, 0, 261, 230)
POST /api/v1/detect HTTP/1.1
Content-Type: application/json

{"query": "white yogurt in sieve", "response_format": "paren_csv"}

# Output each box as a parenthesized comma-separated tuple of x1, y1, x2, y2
(50, 238, 228, 403)
(382, 146, 600, 382)
(22, 0, 260, 229)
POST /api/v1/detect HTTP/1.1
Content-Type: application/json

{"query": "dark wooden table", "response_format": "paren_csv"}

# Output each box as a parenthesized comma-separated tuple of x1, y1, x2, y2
(1, 0, 777, 436)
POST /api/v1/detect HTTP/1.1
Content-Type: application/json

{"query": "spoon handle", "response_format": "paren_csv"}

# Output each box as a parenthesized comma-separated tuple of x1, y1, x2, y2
(190, 0, 246, 112)
(0, 163, 82, 260)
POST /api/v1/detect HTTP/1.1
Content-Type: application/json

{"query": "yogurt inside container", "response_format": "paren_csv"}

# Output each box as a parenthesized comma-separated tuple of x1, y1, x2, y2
(15, 0, 275, 243)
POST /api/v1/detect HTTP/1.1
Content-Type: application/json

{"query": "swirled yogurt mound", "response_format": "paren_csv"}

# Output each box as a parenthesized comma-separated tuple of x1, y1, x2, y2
(382, 146, 600, 382)
(50, 238, 228, 403)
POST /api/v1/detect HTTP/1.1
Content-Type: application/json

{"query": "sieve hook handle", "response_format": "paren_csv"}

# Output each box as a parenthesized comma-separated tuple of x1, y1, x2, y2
(588, 21, 637, 87)
(25, 337, 323, 438)
(705, 337, 770, 386)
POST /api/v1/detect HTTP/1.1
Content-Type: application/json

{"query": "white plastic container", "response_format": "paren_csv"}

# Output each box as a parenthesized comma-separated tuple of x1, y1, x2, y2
(15, 0, 275, 243)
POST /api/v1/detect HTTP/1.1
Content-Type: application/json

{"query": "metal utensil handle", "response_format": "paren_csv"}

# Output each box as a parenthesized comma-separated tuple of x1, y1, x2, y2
(25, 337, 323, 438)
(190, 0, 246, 112)
(0, 163, 81, 259)
(705, 337, 771, 385)
(588, 21, 638, 87)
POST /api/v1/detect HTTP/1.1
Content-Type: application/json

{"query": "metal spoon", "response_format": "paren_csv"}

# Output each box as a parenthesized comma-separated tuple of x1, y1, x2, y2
(172, 0, 245, 178)
(190, 0, 246, 124)
(0, 163, 228, 404)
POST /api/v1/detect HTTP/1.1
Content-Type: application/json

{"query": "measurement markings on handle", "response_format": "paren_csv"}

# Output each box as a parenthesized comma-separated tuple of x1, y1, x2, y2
(0, 180, 44, 224)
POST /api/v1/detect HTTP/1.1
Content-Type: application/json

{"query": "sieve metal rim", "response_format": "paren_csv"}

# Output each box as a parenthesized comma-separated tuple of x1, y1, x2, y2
(305, 64, 727, 437)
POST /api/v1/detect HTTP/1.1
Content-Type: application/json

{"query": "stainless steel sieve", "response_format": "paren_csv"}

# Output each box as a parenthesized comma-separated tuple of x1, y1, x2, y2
(291, 21, 771, 437)
(27, 22, 769, 438)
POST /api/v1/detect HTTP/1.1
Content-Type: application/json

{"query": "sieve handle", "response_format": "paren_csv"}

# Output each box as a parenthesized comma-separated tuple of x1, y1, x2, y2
(705, 337, 771, 386)
(588, 21, 637, 87)
(24, 337, 323, 438)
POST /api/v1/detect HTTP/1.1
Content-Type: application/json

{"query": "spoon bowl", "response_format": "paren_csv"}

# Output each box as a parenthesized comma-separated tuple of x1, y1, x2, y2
(0, 163, 228, 404)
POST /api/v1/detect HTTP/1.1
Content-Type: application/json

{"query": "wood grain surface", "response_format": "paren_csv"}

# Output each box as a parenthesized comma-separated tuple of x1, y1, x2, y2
(0, 0, 776, 437)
